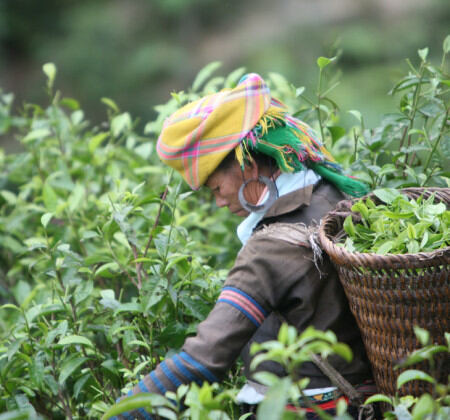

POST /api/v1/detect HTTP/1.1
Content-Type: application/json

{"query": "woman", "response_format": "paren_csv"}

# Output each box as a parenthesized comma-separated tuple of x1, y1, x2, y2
(113, 73, 374, 419)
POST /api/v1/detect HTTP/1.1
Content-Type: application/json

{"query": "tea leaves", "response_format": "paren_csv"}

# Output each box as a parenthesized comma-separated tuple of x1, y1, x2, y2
(341, 189, 449, 254)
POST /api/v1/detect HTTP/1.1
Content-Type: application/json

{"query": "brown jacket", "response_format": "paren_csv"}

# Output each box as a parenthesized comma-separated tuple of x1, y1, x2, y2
(118, 182, 371, 419)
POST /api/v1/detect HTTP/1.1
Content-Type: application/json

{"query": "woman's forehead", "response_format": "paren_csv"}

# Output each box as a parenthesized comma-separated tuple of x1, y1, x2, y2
(206, 162, 241, 189)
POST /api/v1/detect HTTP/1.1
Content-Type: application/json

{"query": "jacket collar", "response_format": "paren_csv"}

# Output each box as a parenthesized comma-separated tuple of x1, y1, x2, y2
(263, 184, 314, 219)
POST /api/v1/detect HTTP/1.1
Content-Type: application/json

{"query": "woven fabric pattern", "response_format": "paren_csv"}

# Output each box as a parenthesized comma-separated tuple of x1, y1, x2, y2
(157, 73, 270, 189)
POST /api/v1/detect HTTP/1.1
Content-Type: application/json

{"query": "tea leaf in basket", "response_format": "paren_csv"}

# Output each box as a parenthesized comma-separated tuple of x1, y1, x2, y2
(339, 190, 449, 254)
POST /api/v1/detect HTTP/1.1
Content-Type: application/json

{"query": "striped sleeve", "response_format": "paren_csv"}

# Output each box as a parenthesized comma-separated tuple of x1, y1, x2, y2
(114, 351, 219, 419)
(218, 286, 268, 327)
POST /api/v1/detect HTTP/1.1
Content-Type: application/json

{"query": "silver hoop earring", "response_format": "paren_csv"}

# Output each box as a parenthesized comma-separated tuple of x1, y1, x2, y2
(238, 176, 279, 213)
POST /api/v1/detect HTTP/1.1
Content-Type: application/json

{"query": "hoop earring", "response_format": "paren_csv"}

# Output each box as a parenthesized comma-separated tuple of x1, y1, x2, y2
(238, 176, 279, 213)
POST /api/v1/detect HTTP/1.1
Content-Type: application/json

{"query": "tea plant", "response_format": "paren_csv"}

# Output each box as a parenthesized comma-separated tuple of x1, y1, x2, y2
(341, 188, 449, 254)
(364, 327, 450, 420)
(0, 37, 449, 419)
(0, 64, 240, 419)
(344, 38, 450, 189)
(101, 324, 353, 420)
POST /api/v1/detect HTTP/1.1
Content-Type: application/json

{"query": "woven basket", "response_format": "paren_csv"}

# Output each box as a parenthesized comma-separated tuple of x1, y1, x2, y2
(319, 187, 449, 397)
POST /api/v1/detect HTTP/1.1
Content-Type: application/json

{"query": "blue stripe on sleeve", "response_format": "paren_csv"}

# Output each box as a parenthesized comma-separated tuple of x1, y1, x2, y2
(150, 371, 167, 394)
(222, 286, 267, 316)
(138, 379, 150, 393)
(179, 352, 218, 383)
(160, 361, 182, 388)
(172, 354, 202, 385)
(138, 407, 153, 420)
(217, 298, 260, 326)
(122, 412, 134, 420)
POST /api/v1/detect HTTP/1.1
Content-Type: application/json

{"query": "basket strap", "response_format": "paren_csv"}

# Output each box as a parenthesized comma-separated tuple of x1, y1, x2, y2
(310, 353, 375, 420)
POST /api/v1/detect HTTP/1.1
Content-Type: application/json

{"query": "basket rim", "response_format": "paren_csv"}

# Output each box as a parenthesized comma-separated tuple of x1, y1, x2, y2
(318, 187, 450, 270)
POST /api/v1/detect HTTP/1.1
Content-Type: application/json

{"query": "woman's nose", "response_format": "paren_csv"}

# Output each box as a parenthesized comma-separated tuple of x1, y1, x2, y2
(215, 195, 227, 208)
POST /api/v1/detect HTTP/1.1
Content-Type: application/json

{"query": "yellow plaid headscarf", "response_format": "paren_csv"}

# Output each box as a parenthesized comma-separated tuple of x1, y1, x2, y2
(156, 74, 271, 190)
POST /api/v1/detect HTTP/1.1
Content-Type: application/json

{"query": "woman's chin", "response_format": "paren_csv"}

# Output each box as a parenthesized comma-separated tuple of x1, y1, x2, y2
(233, 208, 249, 217)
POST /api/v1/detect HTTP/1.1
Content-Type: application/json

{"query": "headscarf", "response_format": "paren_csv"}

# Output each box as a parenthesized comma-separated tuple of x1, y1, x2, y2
(157, 73, 368, 197)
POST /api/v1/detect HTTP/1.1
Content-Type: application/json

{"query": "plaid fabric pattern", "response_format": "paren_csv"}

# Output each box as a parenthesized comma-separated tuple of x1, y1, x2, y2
(157, 73, 271, 190)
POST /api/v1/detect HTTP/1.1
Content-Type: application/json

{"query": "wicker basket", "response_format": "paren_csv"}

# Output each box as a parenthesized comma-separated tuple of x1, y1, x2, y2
(319, 187, 450, 397)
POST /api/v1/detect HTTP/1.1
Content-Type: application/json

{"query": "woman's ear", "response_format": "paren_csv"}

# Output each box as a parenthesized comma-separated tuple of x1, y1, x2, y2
(243, 159, 259, 180)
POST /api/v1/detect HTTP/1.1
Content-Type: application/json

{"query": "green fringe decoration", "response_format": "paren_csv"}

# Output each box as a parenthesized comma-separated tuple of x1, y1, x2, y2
(247, 124, 369, 198)
(257, 126, 306, 172)
(309, 162, 370, 198)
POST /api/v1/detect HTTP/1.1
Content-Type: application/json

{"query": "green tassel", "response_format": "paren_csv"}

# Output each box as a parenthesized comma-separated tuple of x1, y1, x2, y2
(250, 125, 370, 197)
(258, 126, 306, 172)
(310, 163, 369, 197)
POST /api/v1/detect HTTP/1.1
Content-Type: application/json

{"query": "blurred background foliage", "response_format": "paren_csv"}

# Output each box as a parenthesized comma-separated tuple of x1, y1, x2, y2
(1, 0, 449, 152)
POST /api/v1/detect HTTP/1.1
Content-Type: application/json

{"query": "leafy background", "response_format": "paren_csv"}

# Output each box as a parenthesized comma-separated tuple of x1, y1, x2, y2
(1, 0, 449, 148)
(0, 1, 449, 419)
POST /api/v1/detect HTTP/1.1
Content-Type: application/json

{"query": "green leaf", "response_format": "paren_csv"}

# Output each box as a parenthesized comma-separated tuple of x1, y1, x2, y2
(397, 345, 448, 368)
(114, 302, 142, 315)
(43, 62, 57, 89)
(364, 393, 393, 405)
(332, 342, 353, 362)
(1, 303, 22, 313)
(41, 212, 53, 228)
(256, 377, 291, 420)
(58, 335, 94, 348)
(111, 112, 132, 137)
(0, 410, 33, 420)
(224, 67, 246, 88)
(376, 241, 394, 255)
(68, 184, 85, 213)
(317, 56, 334, 69)
(59, 356, 89, 384)
(412, 394, 434, 420)
(295, 86, 305, 97)
(43, 182, 59, 212)
(397, 370, 435, 389)
(95, 262, 120, 278)
(239, 414, 254, 420)
(101, 97, 120, 113)
(373, 188, 403, 204)
(418, 47, 428, 62)
(89, 132, 109, 153)
(327, 126, 346, 144)
(192, 61, 222, 92)
(413, 326, 430, 346)
(60, 97, 80, 110)
(100, 289, 120, 310)
(30, 353, 45, 389)
(101, 394, 155, 420)
(73, 374, 90, 399)
(1, 190, 17, 205)
(74, 280, 94, 305)
(23, 128, 51, 143)
(394, 404, 413, 420)
(343, 215, 356, 237)
(444, 35, 450, 53)
(348, 109, 363, 124)
(252, 372, 280, 387)
(407, 223, 416, 240)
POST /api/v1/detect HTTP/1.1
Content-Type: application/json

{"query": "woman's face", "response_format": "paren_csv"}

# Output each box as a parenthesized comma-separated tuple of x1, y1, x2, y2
(205, 159, 251, 217)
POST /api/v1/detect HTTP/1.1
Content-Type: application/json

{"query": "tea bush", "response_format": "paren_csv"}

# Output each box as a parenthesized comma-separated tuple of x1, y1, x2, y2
(0, 37, 448, 419)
